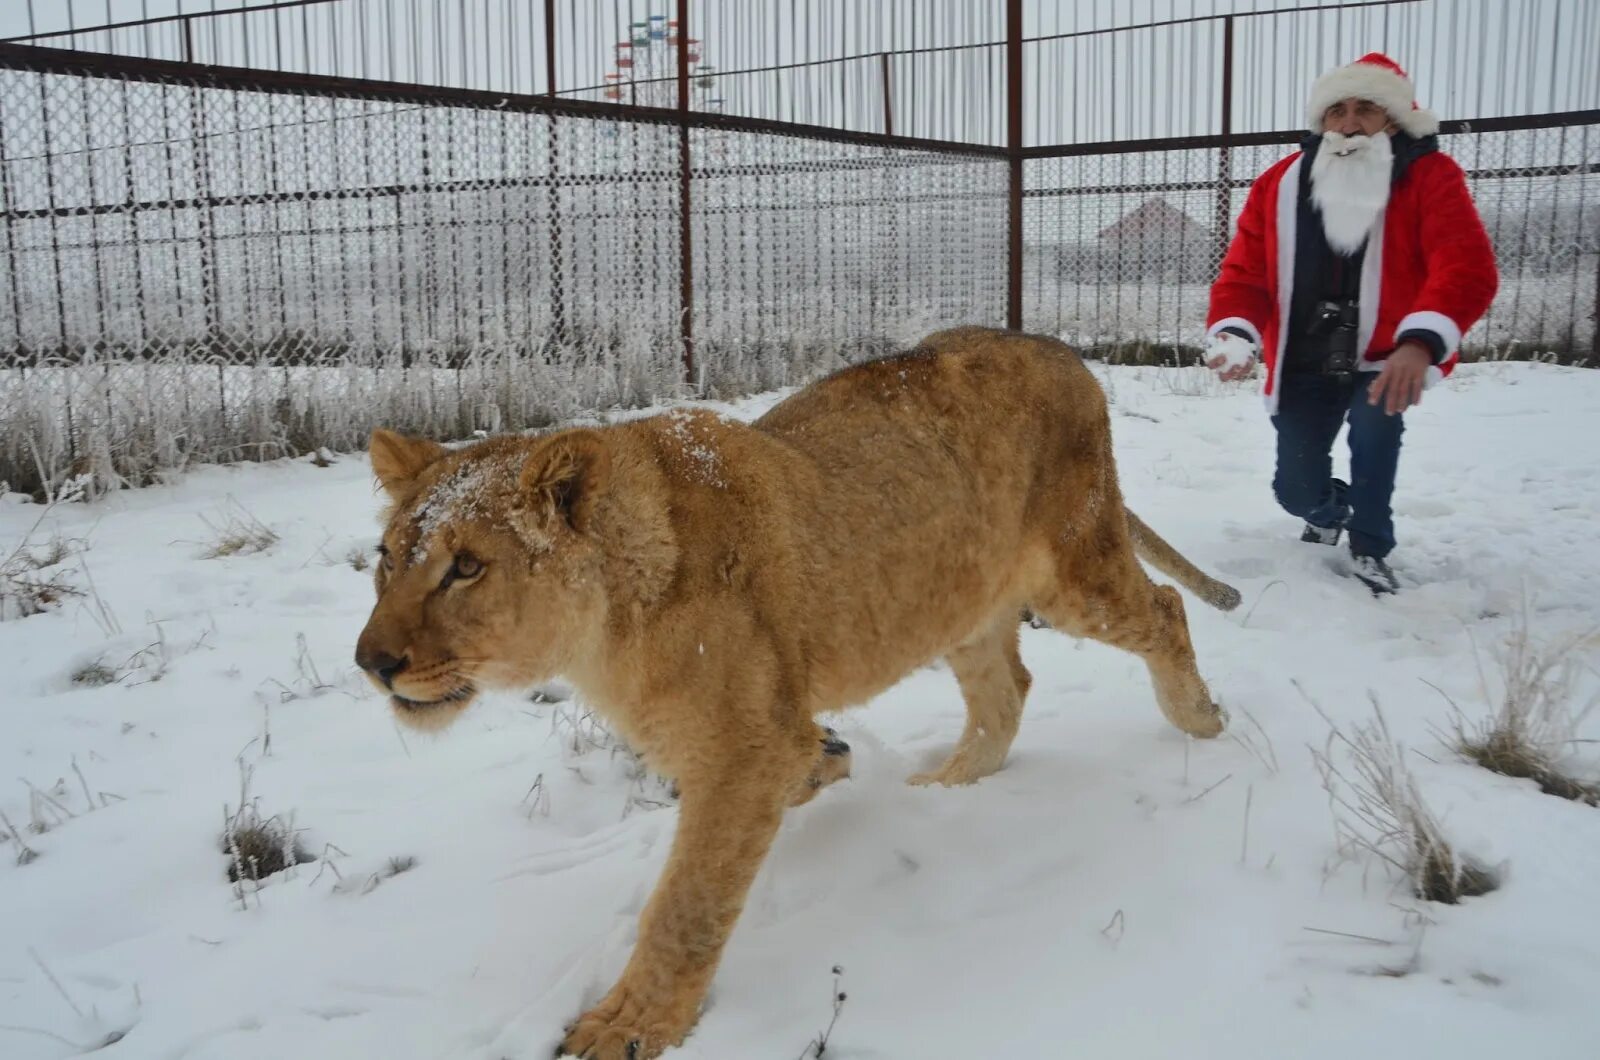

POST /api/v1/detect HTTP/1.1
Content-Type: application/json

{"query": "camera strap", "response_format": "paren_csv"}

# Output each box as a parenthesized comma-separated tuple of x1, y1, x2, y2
(1329, 250, 1361, 306)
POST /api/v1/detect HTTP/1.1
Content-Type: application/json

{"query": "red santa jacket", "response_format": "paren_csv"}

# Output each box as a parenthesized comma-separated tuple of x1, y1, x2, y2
(1206, 146, 1498, 413)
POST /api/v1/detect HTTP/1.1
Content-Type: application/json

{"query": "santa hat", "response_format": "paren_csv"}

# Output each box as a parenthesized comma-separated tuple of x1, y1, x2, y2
(1306, 52, 1439, 138)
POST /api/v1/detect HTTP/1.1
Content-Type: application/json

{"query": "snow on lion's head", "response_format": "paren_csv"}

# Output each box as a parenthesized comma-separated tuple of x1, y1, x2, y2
(353, 426, 673, 731)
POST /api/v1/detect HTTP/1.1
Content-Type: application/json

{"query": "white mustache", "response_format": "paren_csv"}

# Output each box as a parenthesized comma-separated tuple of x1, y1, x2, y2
(1324, 132, 1372, 158)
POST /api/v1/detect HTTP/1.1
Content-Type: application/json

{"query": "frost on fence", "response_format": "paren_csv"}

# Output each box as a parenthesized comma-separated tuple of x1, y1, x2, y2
(0, 59, 1008, 497)
(1022, 144, 1254, 361)
(0, 64, 682, 368)
(689, 127, 1006, 393)
(1457, 124, 1600, 361)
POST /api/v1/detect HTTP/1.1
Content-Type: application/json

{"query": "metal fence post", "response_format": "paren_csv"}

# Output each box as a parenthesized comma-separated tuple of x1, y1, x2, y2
(1213, 16, 1235, 271)
(544, 0, 566, 344)
(1591, 245, 1599, 361)
(543, 0, 556, 98)
(881, 52, 892, 136)
(1006, 0, 1022, 331)
(677, 0, 695, 387)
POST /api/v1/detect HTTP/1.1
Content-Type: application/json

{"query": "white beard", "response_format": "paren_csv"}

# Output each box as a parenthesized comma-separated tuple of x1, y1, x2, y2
(1309, 130, 1394, 254)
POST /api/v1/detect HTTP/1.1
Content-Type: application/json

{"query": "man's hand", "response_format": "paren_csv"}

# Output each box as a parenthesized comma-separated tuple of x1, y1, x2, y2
(1204, 332, 1256, 383)
(1367, 341, 1432, 416)
(1207, 356, 1254, 383)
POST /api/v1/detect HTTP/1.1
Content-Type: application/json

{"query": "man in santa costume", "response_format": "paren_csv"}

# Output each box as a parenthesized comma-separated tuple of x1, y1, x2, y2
(1203, 52, 1497, 594)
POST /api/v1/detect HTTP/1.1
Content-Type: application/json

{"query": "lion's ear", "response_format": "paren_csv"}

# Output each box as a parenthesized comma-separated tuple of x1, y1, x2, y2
(521, 430, 610, 533)
(369, 428, 446, 501)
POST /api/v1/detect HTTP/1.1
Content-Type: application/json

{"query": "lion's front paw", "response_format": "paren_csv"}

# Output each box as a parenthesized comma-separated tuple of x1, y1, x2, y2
(557, 992, 694, 1060)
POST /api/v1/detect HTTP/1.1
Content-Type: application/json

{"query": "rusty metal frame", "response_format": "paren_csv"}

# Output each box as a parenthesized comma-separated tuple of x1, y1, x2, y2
(1022, 109, 1600, 159)
(0, 42, 1006, 160)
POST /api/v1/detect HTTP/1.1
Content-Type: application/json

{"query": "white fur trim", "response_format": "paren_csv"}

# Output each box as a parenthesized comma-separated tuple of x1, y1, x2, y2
(1268, 156, 1301, 415)
(1207, 316, 1262, 349)
(1355, 207, 1385, 369)
(1306, 63, 1439, 138)
(1424, 363, 1445, 390)
(1395, 309, 1463, 352)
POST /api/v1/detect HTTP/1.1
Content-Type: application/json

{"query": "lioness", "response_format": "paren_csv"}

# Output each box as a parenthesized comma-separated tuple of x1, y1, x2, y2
(354, 326, 1238, 1058)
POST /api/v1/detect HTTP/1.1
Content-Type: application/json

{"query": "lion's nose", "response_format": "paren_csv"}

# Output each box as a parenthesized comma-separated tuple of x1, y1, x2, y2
(356, 647, 409, 689)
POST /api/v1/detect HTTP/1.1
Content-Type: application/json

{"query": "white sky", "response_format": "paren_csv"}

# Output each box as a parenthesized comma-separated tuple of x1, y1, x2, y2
(1, 1, 1595, 144)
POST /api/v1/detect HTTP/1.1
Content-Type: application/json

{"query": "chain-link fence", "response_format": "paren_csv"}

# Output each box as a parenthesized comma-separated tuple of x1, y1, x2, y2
(1024, 120, 1600, 363)
(0, 52, 1005, 497)
(689, 130, 1005, 391)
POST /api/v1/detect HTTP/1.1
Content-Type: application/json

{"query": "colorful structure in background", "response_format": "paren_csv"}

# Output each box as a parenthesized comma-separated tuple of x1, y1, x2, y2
(601, 14, 726, 115)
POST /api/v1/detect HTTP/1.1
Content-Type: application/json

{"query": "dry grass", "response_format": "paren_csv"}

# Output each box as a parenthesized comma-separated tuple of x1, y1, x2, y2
(797, 965, 849, 1060)
(1434, 608, 1599, 806)
(196, 497, 279, 559)
(221, 760, 312, 902)
(70, 660, 120, 687)
(1, 517, 82, 621)
(537, 698, 677, 819)
(1306, 686, 1498, 905)
(222, 810, 310, 885)
(1454, 728, 1599, 805)
(0, 566, 80, 620)
(0, 316, 872, 500)
(0, 809, 39, 865)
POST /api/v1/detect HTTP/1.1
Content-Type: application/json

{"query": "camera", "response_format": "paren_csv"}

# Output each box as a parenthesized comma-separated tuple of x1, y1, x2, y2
(1306, 298, 1360, 374)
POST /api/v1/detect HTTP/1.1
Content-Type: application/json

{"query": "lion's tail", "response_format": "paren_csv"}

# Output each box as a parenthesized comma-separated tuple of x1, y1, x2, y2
(1125, 510, 1242, 612)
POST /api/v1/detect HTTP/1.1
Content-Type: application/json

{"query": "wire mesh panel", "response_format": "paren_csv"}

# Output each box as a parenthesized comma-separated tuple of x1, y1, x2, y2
(0, 51, 1008, 498)
(689, 128, 1006, 393)
(1023, 126, 1599, 363)
(0, 58, 690, 497)
(1455, 124, 1600, 359)
(1023, 142, 1283, 360)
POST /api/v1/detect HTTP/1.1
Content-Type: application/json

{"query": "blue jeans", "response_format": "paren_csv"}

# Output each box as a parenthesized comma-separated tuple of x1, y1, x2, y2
(1270, 371, 1404, 559)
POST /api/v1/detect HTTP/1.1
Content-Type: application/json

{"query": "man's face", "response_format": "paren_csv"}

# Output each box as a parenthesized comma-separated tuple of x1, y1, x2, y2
(1322, 96, 1394, 137)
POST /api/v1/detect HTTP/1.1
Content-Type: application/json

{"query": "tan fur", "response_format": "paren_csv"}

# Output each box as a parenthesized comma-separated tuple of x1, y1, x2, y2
(354, 326, 1237, 1058)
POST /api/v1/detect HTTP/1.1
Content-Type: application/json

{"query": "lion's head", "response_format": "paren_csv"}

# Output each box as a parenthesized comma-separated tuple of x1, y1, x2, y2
(354, 426, 662, 732)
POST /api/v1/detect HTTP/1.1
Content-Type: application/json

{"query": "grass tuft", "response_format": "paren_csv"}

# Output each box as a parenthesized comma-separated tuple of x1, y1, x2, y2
(197, 497, 279, 559)
(1435, 607, 1599, 807)
(1306, 687, 1500, 905)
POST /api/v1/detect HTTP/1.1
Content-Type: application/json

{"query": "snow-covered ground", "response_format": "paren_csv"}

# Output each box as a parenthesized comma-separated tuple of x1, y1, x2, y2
(2, 360, 1597, 1060)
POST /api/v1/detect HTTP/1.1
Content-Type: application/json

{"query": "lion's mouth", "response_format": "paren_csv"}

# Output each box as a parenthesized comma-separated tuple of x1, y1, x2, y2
(391, 685, 476, 712)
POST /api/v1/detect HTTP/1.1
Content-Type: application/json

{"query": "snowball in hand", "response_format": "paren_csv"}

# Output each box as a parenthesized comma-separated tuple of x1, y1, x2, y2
(1207, 332, 1256, 371)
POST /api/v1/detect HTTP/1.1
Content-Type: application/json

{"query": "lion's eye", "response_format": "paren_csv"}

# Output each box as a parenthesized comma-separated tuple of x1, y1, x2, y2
(377, 543, 393, 572)
(448, 552, 483, 583)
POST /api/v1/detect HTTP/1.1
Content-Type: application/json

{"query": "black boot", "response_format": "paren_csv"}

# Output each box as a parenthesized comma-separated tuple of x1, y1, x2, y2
(1299, 478, 1348, 546)
(1301, 521, 1343, 546)
(1350, 552, 1399, 595)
